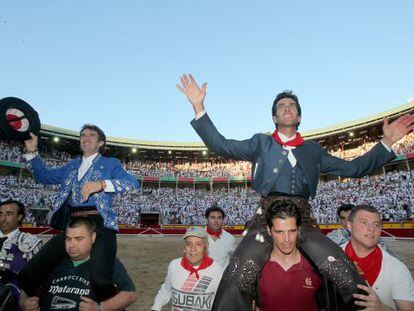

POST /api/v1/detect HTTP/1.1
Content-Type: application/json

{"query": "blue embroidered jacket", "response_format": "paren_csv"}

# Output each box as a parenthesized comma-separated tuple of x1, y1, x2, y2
(26, 154, 140, 230)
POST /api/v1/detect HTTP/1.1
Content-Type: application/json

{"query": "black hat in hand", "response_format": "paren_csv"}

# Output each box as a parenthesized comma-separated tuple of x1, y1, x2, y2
(0, 97, 41, 140)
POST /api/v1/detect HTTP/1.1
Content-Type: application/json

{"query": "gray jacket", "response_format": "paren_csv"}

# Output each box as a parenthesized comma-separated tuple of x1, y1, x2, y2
(191, 113, 396, 198)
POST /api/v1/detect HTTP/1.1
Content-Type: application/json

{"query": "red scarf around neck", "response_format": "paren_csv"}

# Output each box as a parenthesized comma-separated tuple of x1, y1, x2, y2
(272, 130, 304, 147)
(345, 242, 383, 286)
(181, 255, 213, 280)
(206, 226, 222, 239)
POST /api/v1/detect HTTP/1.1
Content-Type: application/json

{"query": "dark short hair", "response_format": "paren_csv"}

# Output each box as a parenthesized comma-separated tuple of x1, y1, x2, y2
(67, 217, 96, 235)
(0, 200, 25, 224)
(205, 205, 226, 219)
(337, 203, 355, 218)
(349, 205, 381, 222)
(80, 124, 106, 154)
(265, 199, 301, 228)
(271, 90, 302, 128)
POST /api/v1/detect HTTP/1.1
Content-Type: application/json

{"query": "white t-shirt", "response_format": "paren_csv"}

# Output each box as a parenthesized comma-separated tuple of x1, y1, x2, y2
(151, 257, 224, 311)
(373, 248, 414, 309)
(343, 242, 414, 309)
(207, 229, 236, 268)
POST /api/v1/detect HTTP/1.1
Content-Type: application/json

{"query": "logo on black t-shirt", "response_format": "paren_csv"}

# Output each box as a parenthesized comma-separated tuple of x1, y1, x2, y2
(50, 296, 76, 310)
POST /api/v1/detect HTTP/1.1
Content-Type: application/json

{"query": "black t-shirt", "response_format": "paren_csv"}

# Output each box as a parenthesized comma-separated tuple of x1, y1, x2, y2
(40, 256, 135, 310)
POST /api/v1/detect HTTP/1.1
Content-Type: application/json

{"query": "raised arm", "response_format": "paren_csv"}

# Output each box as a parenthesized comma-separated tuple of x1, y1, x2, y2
(178, 74, 260, 162)
(24, 133, 69, 185)
(24, 132, 38, 153)
(382, 114, 414, 147)
(177, 73, 207, 116)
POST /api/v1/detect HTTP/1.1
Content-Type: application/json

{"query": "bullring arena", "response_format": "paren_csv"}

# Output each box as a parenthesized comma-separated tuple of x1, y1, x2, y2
(1, 101, 414, 310)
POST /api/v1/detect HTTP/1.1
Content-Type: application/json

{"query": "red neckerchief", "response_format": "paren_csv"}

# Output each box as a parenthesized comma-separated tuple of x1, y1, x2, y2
(206, 226, 222, 239)
(345, 242, 383, 286)
(272, 130, 304, 147)
(180, 255, 214, 280)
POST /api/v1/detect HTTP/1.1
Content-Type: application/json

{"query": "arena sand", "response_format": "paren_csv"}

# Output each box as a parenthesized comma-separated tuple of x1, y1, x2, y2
(114, 236, 414, 311)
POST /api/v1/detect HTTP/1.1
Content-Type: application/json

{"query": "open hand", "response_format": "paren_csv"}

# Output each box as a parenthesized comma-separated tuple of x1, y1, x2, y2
(177, 74, 207, 115)
(24, 132, 38, 153)
(353, 283, 383, 310)
(382, 113, 414, 147)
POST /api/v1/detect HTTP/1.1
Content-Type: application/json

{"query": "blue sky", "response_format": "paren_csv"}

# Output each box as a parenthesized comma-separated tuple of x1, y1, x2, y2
(1, 1, 413, 142)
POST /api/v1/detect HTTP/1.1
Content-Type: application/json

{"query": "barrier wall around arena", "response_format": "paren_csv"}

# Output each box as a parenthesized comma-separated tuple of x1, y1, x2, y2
(20, 222, 414, 238)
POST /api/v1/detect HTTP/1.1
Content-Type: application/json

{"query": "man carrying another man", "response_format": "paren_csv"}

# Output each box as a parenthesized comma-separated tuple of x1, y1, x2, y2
(258, 199, 322, 311)
(328, 203, 393, 255)
(344, 205, 414, 310)
(20, 217, 137, 311)
(178, 73, 414, 309)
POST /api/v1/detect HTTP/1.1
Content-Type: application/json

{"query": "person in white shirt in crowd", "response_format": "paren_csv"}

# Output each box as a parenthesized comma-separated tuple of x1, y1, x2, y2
(151, 226, 223, 311)
(204, 205, 236, 268)
(343, 205, 414, 310)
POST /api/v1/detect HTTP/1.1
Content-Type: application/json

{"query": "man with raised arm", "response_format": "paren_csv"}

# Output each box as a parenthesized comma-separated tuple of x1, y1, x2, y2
(177, 73, 414, 310)
(19, 124, 139, 303)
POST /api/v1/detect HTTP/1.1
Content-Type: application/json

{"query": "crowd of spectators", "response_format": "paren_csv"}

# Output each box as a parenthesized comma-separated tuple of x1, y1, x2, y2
(0, 168, 412, 226)
(0, 141, 23, 162)
(311, 169, 413, 223)
(0, 133, 413, 226)
(130, 187, 258, 225)
(0, 175, 51, 224)
(329, 132, 414, 160)
(1, 133, 413, 179)
(124, 159, 251, 178)
(393, 132, 414, 155)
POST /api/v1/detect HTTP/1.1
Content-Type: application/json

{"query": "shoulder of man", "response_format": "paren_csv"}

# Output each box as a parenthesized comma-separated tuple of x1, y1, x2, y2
(67, 157, 82, 168)
(98, 155, 118, 162)
(112, 257, 131, 274)
(112, 257, 136, 292)
(258, 132, 278, 143)
(209, 260, 225, 275)
(301, 139, 323, 150)
(381, 248, 407, 267)
(170, 257, 182, 267)
(222, 229, 235, 239)
(98, 156, 124, 167)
